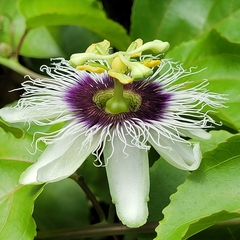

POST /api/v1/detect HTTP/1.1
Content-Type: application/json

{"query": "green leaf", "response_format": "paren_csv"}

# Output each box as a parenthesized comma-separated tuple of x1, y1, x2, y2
(146, 129, 232, 239)
(149, 159, 189, 222)
(198, 130, 233, 153)
(155, 134, 240, 240)
(18, 0, 130, 51)
(130, 0, 240, 47)
(0, 127, 43, 240)
(188, 220, 240, 240)
(61, 25, 103, 57)
(0, 0, 25, 50)
(21, 26, 66, 58)
(0, 0, 66, 58)
(21, 25, 103, 58)
(0, 119, 24, 138)
(166, 30, 240, 131)
(215, 9, 240, 44)
(1, 0, 105, 58)
(2, 0, 130, 58)
(33, 178, 89, 230)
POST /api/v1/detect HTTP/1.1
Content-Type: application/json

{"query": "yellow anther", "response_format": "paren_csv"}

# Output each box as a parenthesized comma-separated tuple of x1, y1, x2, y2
(77, 65, 106, 73)
(142, 59, 161, 68)
(108, 70, 133, 84)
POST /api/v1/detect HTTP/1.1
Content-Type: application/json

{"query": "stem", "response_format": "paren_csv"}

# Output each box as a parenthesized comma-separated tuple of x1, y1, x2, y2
(70, 173, 107, 222)
(0, 56, 45, 80)
(107, 202, 119, 240)
(211, 217, 240, 228)
(14, 29, 28, 59)
(35, 222, 158, 240)
(35, 217, 240, 240)
(107, 202, 116, 223)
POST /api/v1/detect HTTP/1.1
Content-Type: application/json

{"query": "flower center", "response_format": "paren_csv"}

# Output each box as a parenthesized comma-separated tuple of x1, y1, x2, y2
(93, 89, 142, 113)
(65, 74, 171, 129)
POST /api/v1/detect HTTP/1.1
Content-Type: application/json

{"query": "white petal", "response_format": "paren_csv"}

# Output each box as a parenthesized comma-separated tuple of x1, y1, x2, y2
(20, 131, 101, 184)
(149, 131, 201, 171)
(0, 105, 68, 123)
(0, 107, 27, 123)
(180, 128, 211, 140)
(104, 133, 149, 228)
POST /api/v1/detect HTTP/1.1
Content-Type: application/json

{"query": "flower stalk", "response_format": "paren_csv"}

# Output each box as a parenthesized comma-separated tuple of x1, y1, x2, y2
(70, 173, 107, 222)
(35, 222, 159, 240)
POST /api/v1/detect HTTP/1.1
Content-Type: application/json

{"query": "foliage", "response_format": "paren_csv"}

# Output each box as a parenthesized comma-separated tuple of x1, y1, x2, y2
(0, 0, 240, 239)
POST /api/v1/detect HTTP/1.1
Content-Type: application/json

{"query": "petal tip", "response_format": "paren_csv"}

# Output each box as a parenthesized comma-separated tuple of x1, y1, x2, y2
(116, 202, 148, 228)
(19, 170, 40, 185)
